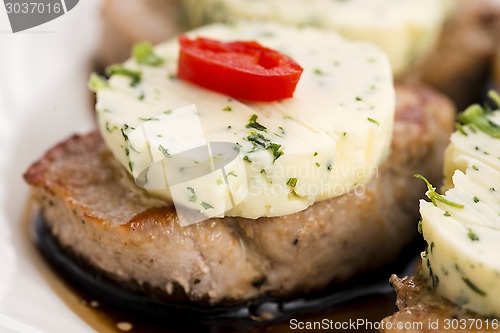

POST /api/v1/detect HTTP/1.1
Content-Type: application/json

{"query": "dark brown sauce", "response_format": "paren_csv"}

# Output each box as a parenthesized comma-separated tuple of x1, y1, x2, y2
(24, 201, 405, 333)
(73, 294, 397, 333)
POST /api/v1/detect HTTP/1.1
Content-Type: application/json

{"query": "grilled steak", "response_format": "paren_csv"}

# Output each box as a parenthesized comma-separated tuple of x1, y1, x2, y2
(24, 84, 454, 305)
(381, 275, 500, 333)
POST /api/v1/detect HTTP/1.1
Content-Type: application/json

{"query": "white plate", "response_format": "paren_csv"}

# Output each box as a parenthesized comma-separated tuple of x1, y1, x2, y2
(0, 2, 105, 332)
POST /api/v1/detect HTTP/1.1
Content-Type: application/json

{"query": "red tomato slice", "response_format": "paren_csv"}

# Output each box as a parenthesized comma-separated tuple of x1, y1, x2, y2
(177, 36, 303, 102)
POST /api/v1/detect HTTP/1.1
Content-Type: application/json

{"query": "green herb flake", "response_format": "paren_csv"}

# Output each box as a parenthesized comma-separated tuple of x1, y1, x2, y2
(431, 270, 440, 289)
(132, 41, 164, 66)
(106, 64, 142, 86)
(216, 179, 223, 185)
(458, 103, 500, 139)
(367, 117, 379, 126)
(467, 228, 479, 241)
(129, 144, 139, 153)
(222, 106, 232, 112)
(227, 171, 237, 178)
(418, 220, 423, 234)
(128, 161, 134, 172)
(269, 143, 284, 162)
(105, 121, 118, 133)
(164, 110, 172, 115)
(473, 196, 480, 203)
(414, 174, 465, 208)
(313, 68, 325, 75)
(158, 145, 171, 158)
(472, 165, 479, 171)
(120, 124, 130, 142)
(286, 177, 298, 187)
(187, 187, 197, 203)
(455, 123, 468, 136)
(246, 132, 283, 162)
(462, 276, 486, 296)
(247, 132, 269, 147)
(488, 90, 500, 108)
(88, 73, 108, 92)
(313, 152, 318, 157)
(426, 260, 439, 289)
(246, 114, 267, 131)
(315, 162, 321, 167)
(444, 211, 451, 217)
(201, 202, 214, 210)
(356, 96, 363, 102)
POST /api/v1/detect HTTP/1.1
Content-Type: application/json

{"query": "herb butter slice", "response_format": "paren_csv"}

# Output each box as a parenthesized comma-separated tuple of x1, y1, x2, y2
(419, 106, 500, 317)
(94, 21, 395, 219)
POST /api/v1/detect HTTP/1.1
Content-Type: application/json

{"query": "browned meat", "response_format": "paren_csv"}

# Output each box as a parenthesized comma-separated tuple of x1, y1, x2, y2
(381, 275, 500, 333)
(410, 0, 500, 110)
(24, 84, 454, 306)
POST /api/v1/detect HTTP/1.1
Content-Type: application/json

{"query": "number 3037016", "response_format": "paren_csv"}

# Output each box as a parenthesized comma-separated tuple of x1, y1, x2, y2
(443, 318, 499, 330)
(5, 2, 62, 14)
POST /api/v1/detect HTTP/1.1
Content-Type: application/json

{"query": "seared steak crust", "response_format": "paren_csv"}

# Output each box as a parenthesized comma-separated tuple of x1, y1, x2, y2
(24, 84, 454, 305)
(381, 275, 500, 333)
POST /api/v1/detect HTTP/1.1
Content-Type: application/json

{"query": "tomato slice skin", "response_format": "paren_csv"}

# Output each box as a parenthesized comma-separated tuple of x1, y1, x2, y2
(177, 36, 303, 102)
